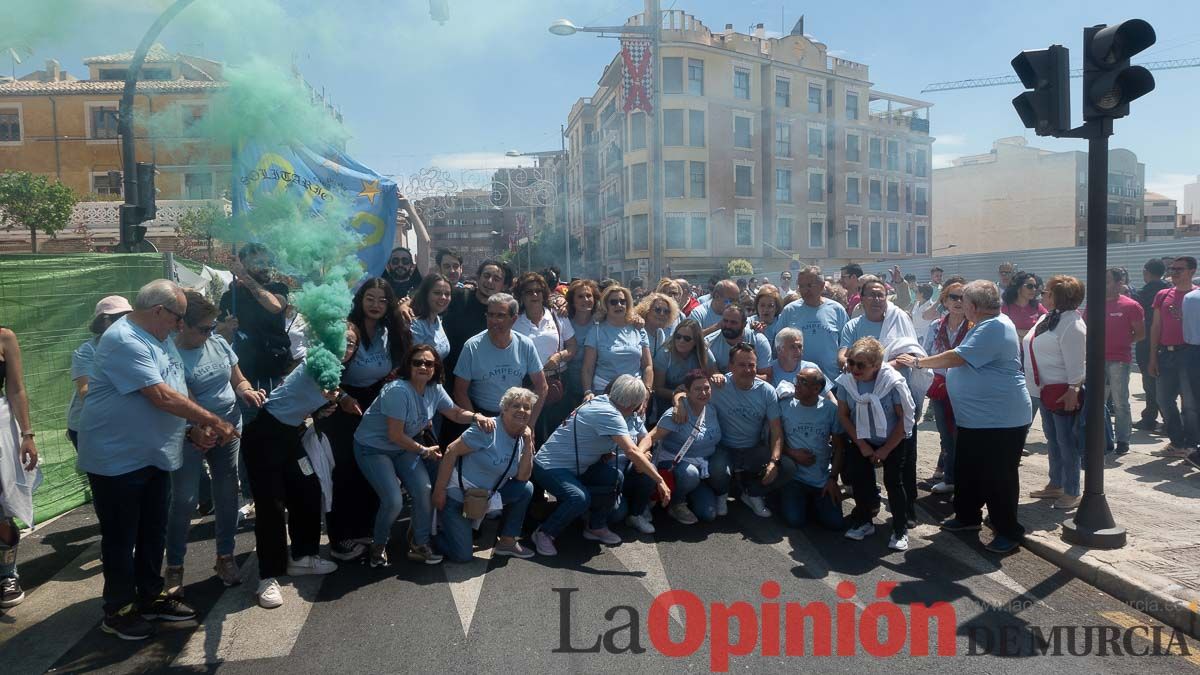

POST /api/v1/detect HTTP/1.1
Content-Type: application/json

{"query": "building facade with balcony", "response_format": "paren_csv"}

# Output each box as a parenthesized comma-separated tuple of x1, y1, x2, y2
(563, 11, 934, 282)
(1144, 192, 1177, 241)
(933, 137, 1146, 256)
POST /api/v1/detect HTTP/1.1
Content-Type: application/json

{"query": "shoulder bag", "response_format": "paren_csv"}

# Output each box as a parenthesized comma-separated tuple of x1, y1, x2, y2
(459, 433, 519, 520)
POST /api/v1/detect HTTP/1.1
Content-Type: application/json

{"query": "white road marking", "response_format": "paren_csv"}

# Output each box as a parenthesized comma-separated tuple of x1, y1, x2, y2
(765, 532, 868, 610)
(443, 520, 498, 637)
(606, 534, 684, 626)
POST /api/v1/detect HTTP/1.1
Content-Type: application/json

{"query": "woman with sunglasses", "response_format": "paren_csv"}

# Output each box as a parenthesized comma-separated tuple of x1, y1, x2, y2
(410, 273, 453, 360)
(749, 287, 785, 356)
(563, 280, 600, 407)
(354, 344, 493, 567)
(655, 278, 685, 321)
(652, 319, 718, 422)
(514, 272, 577, 440)
(921, 282, 972, 496)
(66, 296, 133, 450)
(1001, 272, 1047, 341)
(167, 291, 268, 592)
(581, 285, 653, 401)
(634, 292, 680, 365)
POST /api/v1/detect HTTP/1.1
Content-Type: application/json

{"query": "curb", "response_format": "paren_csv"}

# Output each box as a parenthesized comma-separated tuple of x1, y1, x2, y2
(1021, 531, 1200, 639)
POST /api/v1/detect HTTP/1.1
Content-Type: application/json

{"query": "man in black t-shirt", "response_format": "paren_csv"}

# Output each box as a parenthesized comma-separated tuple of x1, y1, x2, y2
(384, 246, 422, 298)
(441, 259, 512, 373)
(1135, 258, 1170, 430)
(217, 243, 292, 391)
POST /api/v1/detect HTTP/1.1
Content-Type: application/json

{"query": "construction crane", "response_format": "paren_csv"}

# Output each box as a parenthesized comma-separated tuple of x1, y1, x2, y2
(922, 57, 1200, 92)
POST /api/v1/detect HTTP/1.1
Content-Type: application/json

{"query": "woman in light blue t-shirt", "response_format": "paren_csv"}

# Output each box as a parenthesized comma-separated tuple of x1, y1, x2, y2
(67, 295, 132, 449)
(581, 285, 652, 400)
(410, 273, 453, 360)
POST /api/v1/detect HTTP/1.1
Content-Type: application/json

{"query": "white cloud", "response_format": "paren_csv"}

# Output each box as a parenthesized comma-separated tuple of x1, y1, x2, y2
(932, 154, 961, 170)
(828, 49, 849, 58)
(935, 133, 968, 147)
(426, 152, 537, 171)
(1145, 172, 1197, 204)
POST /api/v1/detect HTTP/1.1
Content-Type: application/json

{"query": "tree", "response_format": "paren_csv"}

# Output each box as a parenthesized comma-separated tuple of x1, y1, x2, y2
(0, 171, 77, 253)
(176, 202, 229, 263)
(727, 258, 754, 278)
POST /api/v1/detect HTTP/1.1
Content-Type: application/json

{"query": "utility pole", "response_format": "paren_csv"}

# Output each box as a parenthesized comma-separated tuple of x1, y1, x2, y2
(646, 0, 664, 282)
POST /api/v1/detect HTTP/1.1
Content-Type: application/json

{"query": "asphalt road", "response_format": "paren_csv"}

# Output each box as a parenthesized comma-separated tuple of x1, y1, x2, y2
(2, 476, 1198, 675)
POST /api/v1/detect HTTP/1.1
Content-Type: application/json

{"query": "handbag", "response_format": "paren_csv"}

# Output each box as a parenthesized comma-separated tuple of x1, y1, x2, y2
(459, 434, 519, 520)
(1029, 331, 1079, 415)
(542, 313, 565, 405)
(653, 406, 706, 505)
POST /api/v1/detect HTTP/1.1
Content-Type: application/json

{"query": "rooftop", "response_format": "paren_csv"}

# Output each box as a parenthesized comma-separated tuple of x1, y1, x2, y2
(0, 79, 226, 95)
(82, 43, 174, 65)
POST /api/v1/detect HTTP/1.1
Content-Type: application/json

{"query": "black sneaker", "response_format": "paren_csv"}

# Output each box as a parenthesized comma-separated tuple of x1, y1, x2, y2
(330, 539, 367, 561)
(141, 594, 197, 622)
(1186, 449, 1200, 471)
(1133, 419, 1157, 432)
(0, 577, 25, 608)
(940, 518, 982, 532)
(101, 604, 155, 640)
(196, 500, 214, 517)
(1115, 442, 1130, 456)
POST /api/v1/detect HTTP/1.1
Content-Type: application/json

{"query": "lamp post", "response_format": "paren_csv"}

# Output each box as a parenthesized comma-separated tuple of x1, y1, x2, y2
(550, 0, 663, 282)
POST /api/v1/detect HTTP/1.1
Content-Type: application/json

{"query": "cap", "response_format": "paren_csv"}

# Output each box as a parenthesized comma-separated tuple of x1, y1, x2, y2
(94, 295, 133, 318)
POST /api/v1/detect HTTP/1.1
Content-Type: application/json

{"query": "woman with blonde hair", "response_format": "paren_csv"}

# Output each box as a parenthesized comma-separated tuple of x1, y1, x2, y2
(581, 285, 653, 400)
(633, 292, 680, 358)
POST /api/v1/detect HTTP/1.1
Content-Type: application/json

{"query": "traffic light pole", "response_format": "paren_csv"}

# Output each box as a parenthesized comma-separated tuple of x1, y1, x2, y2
(1061, 117, 1126, 549)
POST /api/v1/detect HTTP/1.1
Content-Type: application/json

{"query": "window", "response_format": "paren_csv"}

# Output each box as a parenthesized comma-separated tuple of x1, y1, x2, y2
(777, 217, 792, 250)
(869, 179, 882, 210)
(663, 57, 683, 94)
(688, 110, 705, 147)
(90, 105, 119, 139)
(735, 164, 753, 197)
(869, 138, 882, 169)
(846, 220, 861, 249)
(775, 169, 792, 203)
(887, 222, 900, 253)
(916, 187, 928, 216)
(0, 108, 19, 142)
(775, 122, 791, 157)
(808, 127, 823, 158)
(776, 77, 790, 107)
(916, 225, 928, 254)
(808, 172, 824, 203)
(690, 214, 708, 249)
(665, 161, 685, 198)
(846, 91, 859, 120)
(846, 176, 861, 205)
(688, 58, 704, 95)
(886, 181, 899, 212)
(905, 185, 913, 214)
(809, 218, 825, 249)
(734, 67, 751, 99)
(181, 104, 206, 138)
(666, 212, 688, 249)
(808, 84, 822, 113)
(886, 140, 899, 171)
(736, 213, 753, 246)
(869, 221, 882, 252)
(631, 213, 649, 251)
(846, 133, 860, 162)
(689, 161, 706, 198)
(905, 223, 913, 253)
(663, 109, 684, 146)
(92, 173, 121, 196)
(630, 112, 646, 149)
(734, 116, 752, 149)
(916, 148, 928, 177)
(631, 163, 648, 201)
(185, 172, 214, 199)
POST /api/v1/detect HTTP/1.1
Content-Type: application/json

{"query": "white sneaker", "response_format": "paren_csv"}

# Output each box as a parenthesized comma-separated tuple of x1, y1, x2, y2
(888, 534, 910, 551)
(257, 578, 283, 609)
(930, 481, 955, 494)
(668, 503, 699, 525)
(715, 494, 729, 517)
(582, 527, 622, 545)
(626, 514, 656, 534)
(844, 523, 876, 541)
(740, 494, 772, 518)
(286, 555, 338, 576)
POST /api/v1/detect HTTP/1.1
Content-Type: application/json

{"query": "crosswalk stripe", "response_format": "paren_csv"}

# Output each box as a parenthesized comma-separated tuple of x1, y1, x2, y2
(764, 531, 868, 610)
(606, 533, 684, 626)
(172, 553, 326, 666)
(443, 520, 497, 637)
(0, 541, 104, 674)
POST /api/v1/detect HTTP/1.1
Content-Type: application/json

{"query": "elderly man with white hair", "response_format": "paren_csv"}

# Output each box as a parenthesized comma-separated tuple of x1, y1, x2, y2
(77, 279, 238, 641)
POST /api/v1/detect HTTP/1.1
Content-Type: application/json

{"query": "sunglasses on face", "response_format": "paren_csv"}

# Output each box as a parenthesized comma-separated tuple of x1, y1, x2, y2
(411, 358, 436, 368)
(608, 297, 627, 306)
(390, 257, 413, 266)
(1169, 266, 1188, 273)
(523, 288, 543, 296)
(652, 306, 671, 315)
(1023, 283, 1038, 290)
(192, 322, 218, 335)
(947, 293, 964, 302)
(159, 305, 184, 321)
(674, 334, 694, 343)
(846, 359, 872, 370)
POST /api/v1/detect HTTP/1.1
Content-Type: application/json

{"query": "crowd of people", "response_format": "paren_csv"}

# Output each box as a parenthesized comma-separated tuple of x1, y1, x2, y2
(0, 244, 1197, 643)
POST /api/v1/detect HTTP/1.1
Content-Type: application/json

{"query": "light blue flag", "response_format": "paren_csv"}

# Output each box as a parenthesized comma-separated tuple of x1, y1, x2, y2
(231, 141, 398, 278)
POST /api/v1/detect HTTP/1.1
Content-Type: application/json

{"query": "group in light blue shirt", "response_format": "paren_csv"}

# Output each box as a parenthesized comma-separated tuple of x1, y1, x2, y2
(454, 331, 543, 412)
(706, 330, 771, 370)
(77, 317, 188, 476)
(66, 338, 97, 433)
(534, 395, 632, 474)
(342, 326, 394, 388)
(583, 323, 648, 386)
(779, 394, 839, 488)
(778, 299, 848, 381)
(687, 301, 724, 329)
(411, 315, 450, 359)
(651, 405, 721, 464)
(264, 363, 331, 427)
(836, 379, 903, 445)
(948, 314, 1032, 429)
(178, 335, 241, 425)
(355, 379, 455, 452)
(450, 423, 528, 501)
(710, 377, 781, 448)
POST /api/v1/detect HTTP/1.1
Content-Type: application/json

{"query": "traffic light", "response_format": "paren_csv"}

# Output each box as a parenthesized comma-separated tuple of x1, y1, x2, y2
(1082, 20, 1156, 120)
(1011, 45, 1070, 136)
(135, 161, 157, 222)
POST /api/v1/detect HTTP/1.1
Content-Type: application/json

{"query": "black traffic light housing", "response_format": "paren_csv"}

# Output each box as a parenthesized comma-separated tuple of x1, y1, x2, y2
(135, 161, 157, 222)
(117, 162, 157, 251)
(1011, 45, 1071, 136)
(1083, 20, 1156, 120)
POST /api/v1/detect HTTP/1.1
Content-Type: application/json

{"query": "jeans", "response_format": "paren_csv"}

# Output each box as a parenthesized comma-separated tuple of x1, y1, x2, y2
(1040, 401, 1082, 496)
(167, 437, 240, 566)
(713, 444, 797, 498)
(87, 466, 170, 615)
(436, 480, 533, 563)
(626, 460, 723, 522)
(354, 441, 439, 547)
(930, 398, 957, 484)
(532, 462, 623, 537)
(1105, 361, 1133, 445)
(954, 425, 1029, 541)
(778, 481, 845, 530)
(1156, 348, 1200, 447)
(1135, 337, 1159, 422)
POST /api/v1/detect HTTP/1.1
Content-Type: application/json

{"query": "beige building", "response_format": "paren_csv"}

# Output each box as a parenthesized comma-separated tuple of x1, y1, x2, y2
(563, 11, 934, 281)
(1143, 191, 1177, 240)
(933, 137, 1145, 256)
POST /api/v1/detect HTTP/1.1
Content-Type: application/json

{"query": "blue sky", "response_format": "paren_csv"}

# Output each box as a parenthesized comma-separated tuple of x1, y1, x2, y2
(15, 0, 1200, 201)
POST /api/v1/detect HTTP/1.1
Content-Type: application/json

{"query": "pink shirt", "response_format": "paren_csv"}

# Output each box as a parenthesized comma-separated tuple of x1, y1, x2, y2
(1153, 286, 1198, 347)
(1001, 302, 1047, 332)
(1101, 295, 1144, 362)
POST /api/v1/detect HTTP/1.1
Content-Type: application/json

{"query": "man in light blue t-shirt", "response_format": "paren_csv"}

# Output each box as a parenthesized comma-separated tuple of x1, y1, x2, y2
(777, 368, 845, 530)
(453, 293, 548, 421)
(76, 280, 237, 638)
(778, 266, 848, 381)
(688, 279, 739, 331)
(707, 305, 772, 370)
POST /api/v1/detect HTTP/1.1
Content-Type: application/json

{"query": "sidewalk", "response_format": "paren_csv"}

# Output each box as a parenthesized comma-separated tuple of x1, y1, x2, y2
(913, 370, 1200, 638)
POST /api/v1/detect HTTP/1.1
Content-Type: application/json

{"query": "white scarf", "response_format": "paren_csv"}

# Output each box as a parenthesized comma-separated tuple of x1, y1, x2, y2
(885, 335, 933, 402)
(835, 363, 916, 439)
(879, 302, 917, 344)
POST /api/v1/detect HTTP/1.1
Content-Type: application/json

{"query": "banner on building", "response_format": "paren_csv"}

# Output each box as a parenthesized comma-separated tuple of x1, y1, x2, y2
(621, 38, 653, 114)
